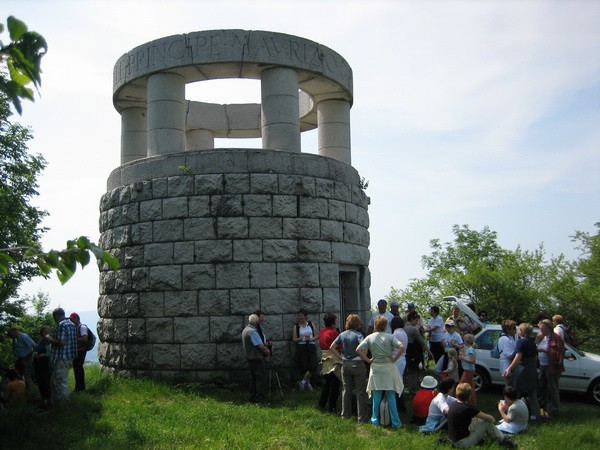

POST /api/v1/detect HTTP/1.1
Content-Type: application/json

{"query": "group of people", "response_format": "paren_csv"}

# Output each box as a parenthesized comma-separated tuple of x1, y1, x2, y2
(498, 315, 567, 420)
(241, 300, 570, 448)
(1, 308, 91, 411)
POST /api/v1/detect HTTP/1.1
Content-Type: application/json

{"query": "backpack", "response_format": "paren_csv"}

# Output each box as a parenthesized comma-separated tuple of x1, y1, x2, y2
(81, 325, 97, 352)
(379, 396, 391, 426)
(490, 333, 507, 359)
(559, 324, 577, 347)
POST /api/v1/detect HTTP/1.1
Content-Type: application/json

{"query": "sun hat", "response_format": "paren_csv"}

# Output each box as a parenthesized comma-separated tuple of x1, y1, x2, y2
(421, 375, 438, 389)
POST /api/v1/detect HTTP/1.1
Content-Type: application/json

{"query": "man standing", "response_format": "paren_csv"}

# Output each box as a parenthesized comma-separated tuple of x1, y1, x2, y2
(45, 308, 78, 404)
(402, 303, 424, 333)
(405, 312, 434, 393)
(367, 299, 394, 334)
(537, 319, 565, 418)
(390, 301, 401, 317)
(69, 312, 88, 392)
(242, 314, 271, 404)
(8, 327, 35, 390)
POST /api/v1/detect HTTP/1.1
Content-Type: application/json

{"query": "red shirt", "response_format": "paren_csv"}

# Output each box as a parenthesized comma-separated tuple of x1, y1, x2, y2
(412, 389, 437, 419)
(319, 327, 340, 350)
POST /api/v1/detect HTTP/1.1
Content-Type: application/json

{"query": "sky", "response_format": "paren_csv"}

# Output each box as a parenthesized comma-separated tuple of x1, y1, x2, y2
(4, 0, 599, 314)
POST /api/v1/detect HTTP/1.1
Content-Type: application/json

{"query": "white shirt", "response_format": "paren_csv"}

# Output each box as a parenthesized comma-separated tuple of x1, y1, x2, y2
(392, 328, 408, 359)
(554, 325, 565, 340)
(428, 316, 445, 342)
(442, 331, 463, 351)
(538, 336, 549, 366)
(498, 334, 516, 374)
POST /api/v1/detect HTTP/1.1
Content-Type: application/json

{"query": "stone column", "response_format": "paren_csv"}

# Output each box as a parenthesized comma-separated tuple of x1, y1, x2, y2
(317, 99, 351, 164)
(147, 72, 186, 156)
(186, 129, 215, 150)
(120, 107, 148, 164)
(261, 67, 300, 152)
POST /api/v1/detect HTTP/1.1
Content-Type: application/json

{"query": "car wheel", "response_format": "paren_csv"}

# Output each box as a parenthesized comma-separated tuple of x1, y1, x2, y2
(474, 366, 489, 392)
(589, 379, 600, 406)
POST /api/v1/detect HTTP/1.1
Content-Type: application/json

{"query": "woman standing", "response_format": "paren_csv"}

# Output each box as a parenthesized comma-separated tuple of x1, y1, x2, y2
(503, 323, 539, 419)
(292, 309, 319, 390)
(318, 313, 342, 412)
(356, 315, 405, 428)
(330, 314, 369, 422)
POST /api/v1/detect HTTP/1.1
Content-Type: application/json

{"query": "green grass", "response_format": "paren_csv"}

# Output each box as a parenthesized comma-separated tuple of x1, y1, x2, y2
(1, 366, 599, 449)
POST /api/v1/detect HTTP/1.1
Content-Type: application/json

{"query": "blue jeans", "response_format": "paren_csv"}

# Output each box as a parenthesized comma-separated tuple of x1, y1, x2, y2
(371, 390, 402, 427)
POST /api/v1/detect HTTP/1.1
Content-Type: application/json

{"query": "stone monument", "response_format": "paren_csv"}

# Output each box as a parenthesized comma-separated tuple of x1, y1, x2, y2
(98, 30, 371, 382)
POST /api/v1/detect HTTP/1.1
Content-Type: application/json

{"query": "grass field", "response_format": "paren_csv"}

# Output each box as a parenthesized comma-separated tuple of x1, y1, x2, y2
(1, 366, 599, 449)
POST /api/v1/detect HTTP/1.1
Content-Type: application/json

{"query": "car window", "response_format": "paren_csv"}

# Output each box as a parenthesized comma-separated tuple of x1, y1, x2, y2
(476, 330, 501, 350)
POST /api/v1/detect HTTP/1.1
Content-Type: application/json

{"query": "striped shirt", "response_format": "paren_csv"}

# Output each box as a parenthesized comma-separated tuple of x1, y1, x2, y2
(51, 319, 78, 361)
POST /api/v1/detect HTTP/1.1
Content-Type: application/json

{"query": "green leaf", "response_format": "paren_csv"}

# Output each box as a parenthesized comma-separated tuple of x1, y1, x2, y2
(7, 16, 28, 41)
(102, 252, 120, 270)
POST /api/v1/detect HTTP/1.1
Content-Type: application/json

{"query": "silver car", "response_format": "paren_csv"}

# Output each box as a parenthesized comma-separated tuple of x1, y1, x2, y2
(444, 298, 600, 405)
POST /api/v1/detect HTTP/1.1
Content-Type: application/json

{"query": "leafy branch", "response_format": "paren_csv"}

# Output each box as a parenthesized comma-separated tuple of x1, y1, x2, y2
(0, 236, 119, 286)
(0, 16, 47, 114)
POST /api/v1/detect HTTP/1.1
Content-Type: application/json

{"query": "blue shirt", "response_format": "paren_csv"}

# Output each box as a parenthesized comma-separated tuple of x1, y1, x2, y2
(13, 332, 35, 358)
(334, 330, 364, 360)
(250, 330, 263, 347)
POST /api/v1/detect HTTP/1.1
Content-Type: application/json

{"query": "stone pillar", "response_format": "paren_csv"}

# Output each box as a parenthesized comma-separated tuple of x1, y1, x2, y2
(147, 72, 186, 156)
(261, 67, 300, 152)
(186, 129, 215, 150)
(317, 99, 351, 164)
(120, 107, 148, 164)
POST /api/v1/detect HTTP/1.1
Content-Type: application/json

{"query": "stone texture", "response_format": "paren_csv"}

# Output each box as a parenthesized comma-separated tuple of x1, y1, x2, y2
(216, 263, 250, 288)
(182, 264, 216, 289)
(263, 239, 297, 262)
(272, 195, 297, 217)
(164, 291, 198, 317)
(147, 318, 174, 343)
(198, 289, 230, 315)
(217, 217, 248, 239)
(181, 343, 216, 369)
(249, 217, 282, 238)
(194, 240, 232, 263)
(229, 289, 259, 314)
(250, 263, 277, 288)
(233, 240, 263, 261)
(282, 218, 320, 239)
(260, 288, 299, 313)
(174, 316, 209, 342)
(277, 263, 319, 287)
(210, 316, 244, 343)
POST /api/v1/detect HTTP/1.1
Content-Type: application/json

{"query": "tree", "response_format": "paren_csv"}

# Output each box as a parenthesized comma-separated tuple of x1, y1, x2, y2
(390, 223, 600, 351)
(391, 224, 564, 323)
(0, 16, 119, 291)
(0, 16, 46, 114)
(0, 92, 47, 303)
(0, 290, 53, 369)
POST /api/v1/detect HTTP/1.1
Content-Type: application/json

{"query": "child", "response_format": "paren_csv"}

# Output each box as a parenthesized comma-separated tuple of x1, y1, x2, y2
(419, 377, 457, 433)
(497, 386, 529, 434)
(443, 349, 459, 386)
(411, 375, 438, 425)
(459, 334, 477, 405)
(445, 383, 517, 448)
(1, 369, 26, 408)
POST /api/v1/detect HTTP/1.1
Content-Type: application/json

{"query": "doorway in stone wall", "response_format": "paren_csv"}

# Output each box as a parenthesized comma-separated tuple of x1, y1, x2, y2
(339, 265, 365, 327)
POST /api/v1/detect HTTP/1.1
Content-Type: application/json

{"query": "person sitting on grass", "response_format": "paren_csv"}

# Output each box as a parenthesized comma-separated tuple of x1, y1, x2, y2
(419, 377, 456, 433)
(1, 369, 26, 409)
(412, 375, 438, 425)
(443, 382, 517, 448)
(497, 386, 529, 434)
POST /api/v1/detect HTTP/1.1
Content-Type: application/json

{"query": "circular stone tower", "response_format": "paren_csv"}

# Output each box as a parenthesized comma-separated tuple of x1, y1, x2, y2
(98, 30, 371, 382)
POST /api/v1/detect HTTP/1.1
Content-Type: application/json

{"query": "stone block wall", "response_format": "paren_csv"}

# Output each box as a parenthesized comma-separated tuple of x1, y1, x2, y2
(98, 148, 370, 382)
